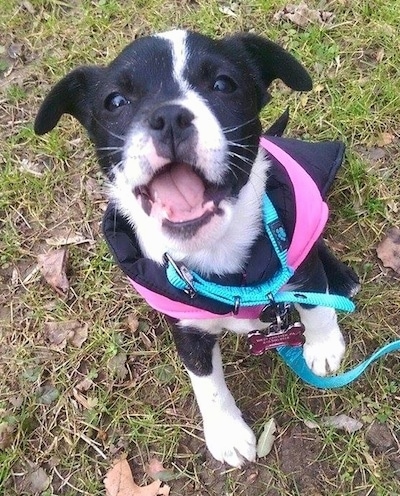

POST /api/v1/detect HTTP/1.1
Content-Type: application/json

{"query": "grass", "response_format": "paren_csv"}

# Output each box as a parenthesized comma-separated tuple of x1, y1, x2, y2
(1, 0, 399, 494)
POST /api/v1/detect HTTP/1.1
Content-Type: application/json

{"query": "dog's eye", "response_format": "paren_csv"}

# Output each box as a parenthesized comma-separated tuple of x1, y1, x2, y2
(213, 76, 237, 93)
(104, 92, 130, 111)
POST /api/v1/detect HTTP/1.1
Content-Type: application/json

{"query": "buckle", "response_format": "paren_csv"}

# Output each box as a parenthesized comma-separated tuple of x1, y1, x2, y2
(163, 253, 197, 298)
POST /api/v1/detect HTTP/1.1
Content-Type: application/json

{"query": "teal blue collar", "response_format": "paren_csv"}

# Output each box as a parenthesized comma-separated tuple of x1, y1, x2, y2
(165, 194, 355, 313)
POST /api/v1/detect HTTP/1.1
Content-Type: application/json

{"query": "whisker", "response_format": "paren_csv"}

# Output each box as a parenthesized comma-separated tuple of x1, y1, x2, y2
(92, 115, 126, 142)
(227, 161, 267, 199)
(226, 146, 268, 183)
(96, 148, 123, 159)
(227, 142, 257, 152)
(226, 164, 239, 181)
(222, 117, 258, 134)
(227, 151, 258, 167)
(225, 136, 255, 147)
(96, 146, 123, 151)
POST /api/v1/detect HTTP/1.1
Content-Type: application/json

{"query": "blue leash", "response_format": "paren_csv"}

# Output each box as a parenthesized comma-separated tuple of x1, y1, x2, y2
(164, 193, 399, 389)
(277, 340, 400, 388)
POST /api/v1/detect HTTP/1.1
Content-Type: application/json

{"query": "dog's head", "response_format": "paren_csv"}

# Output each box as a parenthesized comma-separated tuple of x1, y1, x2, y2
(35, 30, 311, 268)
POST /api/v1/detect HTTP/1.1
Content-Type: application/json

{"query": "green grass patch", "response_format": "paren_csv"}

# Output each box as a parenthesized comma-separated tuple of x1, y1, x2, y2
(1, 1, 399, 495)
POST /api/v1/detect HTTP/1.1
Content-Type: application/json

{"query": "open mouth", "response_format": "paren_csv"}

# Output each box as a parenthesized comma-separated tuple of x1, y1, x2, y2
(134, 163, 229, 227)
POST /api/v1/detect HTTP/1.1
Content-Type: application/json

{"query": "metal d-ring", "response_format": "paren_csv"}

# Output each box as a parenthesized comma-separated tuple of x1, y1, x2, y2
(233, 296, 241, 315)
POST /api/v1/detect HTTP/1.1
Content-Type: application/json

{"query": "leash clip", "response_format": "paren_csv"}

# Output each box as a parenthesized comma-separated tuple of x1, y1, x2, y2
(250, 299, 304, 355)
(259, 298, 292, 325)
(163, 253, 197, 298)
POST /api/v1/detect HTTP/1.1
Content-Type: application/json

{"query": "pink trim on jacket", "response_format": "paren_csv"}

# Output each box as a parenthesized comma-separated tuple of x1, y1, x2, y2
(260, 138, 329, 270)
(129, 138, 328, 320)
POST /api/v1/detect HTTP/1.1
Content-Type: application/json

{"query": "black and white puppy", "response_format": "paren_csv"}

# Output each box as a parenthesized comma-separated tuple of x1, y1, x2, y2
(35, 30, 357, 467)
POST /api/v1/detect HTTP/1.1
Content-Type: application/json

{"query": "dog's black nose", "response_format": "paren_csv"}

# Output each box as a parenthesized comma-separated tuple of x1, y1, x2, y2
(149, 105, 195, 150)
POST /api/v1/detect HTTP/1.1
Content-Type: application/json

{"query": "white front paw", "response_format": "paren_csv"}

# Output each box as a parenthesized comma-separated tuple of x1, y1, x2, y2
(203, 413, 256, 467)
(303, 329, 346, 376)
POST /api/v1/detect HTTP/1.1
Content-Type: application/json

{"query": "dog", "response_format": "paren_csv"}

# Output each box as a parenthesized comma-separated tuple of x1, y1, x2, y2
(35, 29, 359, 467)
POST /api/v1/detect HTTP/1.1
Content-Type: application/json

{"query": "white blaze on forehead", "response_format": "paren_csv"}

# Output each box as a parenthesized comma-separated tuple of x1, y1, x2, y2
(156, 29, 189, 91)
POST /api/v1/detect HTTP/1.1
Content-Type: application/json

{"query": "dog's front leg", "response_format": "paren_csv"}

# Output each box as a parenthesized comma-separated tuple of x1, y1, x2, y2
(291, 249, 346, 376)
(171, 325, 256, 467)
(296, 304, 346, 376)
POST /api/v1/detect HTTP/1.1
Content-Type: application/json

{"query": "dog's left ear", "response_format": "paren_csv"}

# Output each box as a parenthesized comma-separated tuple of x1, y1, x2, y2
(229, 33, 312, 96)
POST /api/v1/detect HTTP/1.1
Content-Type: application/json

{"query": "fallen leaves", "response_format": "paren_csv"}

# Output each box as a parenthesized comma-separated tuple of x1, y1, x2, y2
(376, 227, 400, 274)
(45, 232, 94, 247)
(37, 248, 69, 295)
(0, 421, 16, 450)
(45, 321, 88, 349)
(18, 158, 46, 176)
(104, 458, 170, 496)
(219, 4, 239, 18)
(274, 3, 334, 28)
(37, 233, 94, 294)
(108, 352, 129, 380)
(146, 458, 176, 482)
(376, 131, 395, 147)
(14, 463, 50, 495)
(305, 414, 363, 433)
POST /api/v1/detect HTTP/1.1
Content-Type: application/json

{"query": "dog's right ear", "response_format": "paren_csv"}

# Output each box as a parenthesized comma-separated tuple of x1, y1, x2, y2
(34, 66, 103, 135)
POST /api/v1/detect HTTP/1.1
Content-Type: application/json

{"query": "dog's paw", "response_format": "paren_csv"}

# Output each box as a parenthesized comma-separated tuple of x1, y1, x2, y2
(203, 413, 256, 467)
(303, 328, 346, 376)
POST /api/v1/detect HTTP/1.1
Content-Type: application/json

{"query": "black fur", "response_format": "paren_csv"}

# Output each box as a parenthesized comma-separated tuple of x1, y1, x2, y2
(35, 31, 312, 189)
(170, 325, 217, 376)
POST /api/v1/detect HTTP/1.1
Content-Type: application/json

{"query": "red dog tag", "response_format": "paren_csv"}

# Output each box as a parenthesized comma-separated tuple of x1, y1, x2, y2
(248, 322, 305, 356)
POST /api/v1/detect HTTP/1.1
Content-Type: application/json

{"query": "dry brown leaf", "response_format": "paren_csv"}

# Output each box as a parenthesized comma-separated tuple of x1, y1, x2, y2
(85, 176, 104, 201)
(108, 353, 128, 380)
(376, 227, 400, 274)
(246, 471, 259, 484)
(376, 132, 394, 147)
(104, 458, 170, 496)
(44, 321, 88, 349)
(0, 421, 16, 449)
(14, 463, 50, 495)
(147, 458, 165, 480)
(140, 331, 153, 350)
(75, 377, 94, 392)
(127, 314, 139, 333)
(68, 322, 89, 348)
(274, 3, 334, 28)
(304, 414, 363, 433)
(37, 248, 69, 295)
(45, 232, 94, 246)
(146, 458, 175, 482)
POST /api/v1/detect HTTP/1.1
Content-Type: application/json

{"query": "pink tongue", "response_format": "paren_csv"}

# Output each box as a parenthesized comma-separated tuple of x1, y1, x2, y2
(149, 164, 212, 222)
